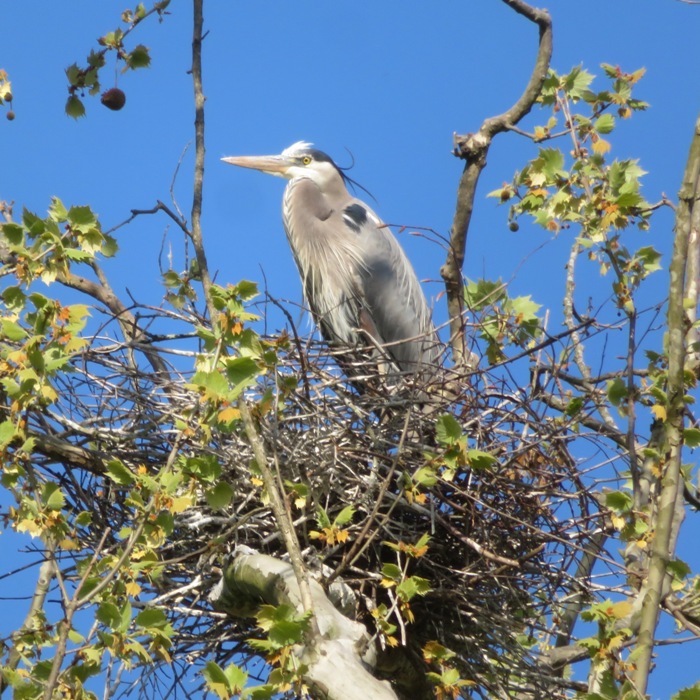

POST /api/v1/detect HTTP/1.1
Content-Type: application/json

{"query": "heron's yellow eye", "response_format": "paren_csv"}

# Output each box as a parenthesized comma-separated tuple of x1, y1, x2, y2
(302, 156, 312, 165)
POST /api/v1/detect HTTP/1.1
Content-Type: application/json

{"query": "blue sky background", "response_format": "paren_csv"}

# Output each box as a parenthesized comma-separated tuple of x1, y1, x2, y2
(2, 1, 700, 697)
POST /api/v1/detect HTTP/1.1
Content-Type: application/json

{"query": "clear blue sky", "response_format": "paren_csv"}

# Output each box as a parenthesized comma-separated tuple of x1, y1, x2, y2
(3, 2, 700, 697)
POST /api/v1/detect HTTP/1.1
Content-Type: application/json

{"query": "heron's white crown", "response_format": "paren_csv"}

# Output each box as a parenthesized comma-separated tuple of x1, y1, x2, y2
(282, 141, 314, 157)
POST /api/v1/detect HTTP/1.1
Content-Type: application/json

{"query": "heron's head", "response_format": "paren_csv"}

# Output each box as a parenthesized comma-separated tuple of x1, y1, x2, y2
(222, 141, 343, 189)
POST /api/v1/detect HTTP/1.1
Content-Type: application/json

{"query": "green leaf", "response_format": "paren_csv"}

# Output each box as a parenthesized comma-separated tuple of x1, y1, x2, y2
(1, 319, 28, 341)
(2, 222, 24, 245)
(135, 608, 167, 629)
(47, 198, 68, 223)
(96, 602, 122, 629)
(67, 205, 97, 232)
(223, 664, 248, 694)
(563, 66, 595, 100)
(2, 287, 26, 311)
(66, 95, 86, 119)
(467, 449, 498, 470)
(382, 563, 402, 581)
(105, 459, 135, 486)
(605, 490, 633, 512)
(118, 599, 132, 633)
(684, 428, 700, 447)
(508, 295, 541, 322)
(436, 414, 462, 445)
(413, 466, 438, 487)
(162, 271, 182, 288)
(594, 113, 616, 134)
(223, 356, 260, 395)
(606, 378, 627, 407)
(334, 505, 355, 526)
(205, 481, 234, 510)
(397, 575, 431, 600)
(673, 682, 700, 700)
(667, 558, 691, 581)
(538, 148, 567, 181)
(0, 420, 18, 448)
(42, 483, 66, 511)
(464, 278, 505, 310)
(127, 44, 151, 69)
(315, 506, 331, 529)
(102, 234, 119, 257)
(189, 369, 229, 401)
(203, 661, 231, 700)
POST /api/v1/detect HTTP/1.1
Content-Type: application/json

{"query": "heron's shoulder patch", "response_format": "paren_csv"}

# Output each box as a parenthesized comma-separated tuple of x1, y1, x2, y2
(342, 203, 368, 233)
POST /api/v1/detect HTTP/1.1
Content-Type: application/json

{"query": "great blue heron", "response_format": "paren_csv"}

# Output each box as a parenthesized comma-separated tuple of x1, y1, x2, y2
(222, 141, 440, 381)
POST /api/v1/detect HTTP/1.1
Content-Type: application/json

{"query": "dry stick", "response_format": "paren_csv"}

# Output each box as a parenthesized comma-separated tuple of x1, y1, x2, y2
(187, 0, 315, 618)
(631, 115, 700, 695)
(442, 0, 552, 364)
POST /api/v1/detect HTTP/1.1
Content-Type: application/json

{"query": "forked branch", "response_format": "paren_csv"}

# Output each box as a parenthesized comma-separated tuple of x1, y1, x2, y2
(442, 0, 552, 364)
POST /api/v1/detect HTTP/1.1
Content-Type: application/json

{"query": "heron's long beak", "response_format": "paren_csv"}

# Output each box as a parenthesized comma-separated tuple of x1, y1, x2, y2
(221, 154, 292, 177)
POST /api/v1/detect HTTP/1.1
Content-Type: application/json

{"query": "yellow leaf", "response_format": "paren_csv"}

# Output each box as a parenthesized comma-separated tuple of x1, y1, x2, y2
(651, 405, 666, 422)
(57, 538, 80, 551)
(629, 67, 646, 84)
(16, 519, 42, 537)
(125, 581, 142, 596)
(40, 384, 58, 403)
(218, 406, 240, 423)
(592, 137, 611, 155)
(609, 600, 633, 619)
(386, 635, 399, 647)
(336, 529, 349, 544)
(381, 578, 396, 589)
(170, 495, 194, 514)
(611, 514, 626, 531)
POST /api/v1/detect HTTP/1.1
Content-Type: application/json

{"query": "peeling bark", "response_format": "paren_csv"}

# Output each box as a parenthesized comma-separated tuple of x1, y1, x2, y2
(210, 549, 397, 700)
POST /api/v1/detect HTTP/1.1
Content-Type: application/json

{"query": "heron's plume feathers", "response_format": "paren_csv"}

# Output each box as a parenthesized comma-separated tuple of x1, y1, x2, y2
(282, 141, 314, 157)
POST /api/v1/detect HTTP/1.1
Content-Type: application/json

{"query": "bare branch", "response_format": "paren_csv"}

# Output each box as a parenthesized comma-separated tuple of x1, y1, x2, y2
(442, 0, 552, 364)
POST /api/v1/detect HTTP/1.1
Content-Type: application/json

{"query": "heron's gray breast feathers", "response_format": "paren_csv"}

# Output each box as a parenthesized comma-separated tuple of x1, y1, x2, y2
(282, 178, 368, 344)
(282, 175, 439, 372)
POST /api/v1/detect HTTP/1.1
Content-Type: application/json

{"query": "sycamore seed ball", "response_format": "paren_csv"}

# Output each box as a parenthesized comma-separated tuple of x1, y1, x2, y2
(101, 88, 126, 111)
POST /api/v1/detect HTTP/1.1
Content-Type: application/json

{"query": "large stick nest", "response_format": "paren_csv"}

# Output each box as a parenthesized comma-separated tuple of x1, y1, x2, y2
(16, 305, 604, 699)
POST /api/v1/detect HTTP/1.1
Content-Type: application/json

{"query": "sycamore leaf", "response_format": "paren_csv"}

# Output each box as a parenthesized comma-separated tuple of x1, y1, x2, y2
(467, 449, 498, 470)
(43, 482, 66, 511)
(334, 505, 355, 527)
(436, 413, 462, 445)
(673, 683, 700, 700)
(605, 490, 633, 512)
(592, 136, 612, 155)
(607, 378, 627, 406)
(0, 420, 17, 448)
(205, 482, 234, 510)
(106, 459, 134, 486)
(66, 95, 86, 119)
(683, 428, 700, 447)
(651, 405, 667, 422)
(203, 661, 231, 700)
(594, 113, 616, 134)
